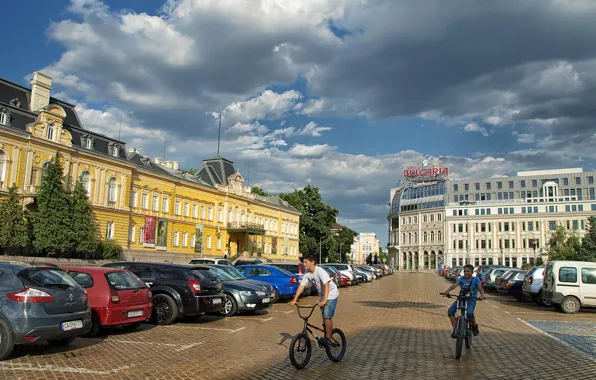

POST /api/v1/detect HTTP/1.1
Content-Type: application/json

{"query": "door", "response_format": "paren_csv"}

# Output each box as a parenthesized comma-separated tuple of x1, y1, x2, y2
(580, 267, 596, 306)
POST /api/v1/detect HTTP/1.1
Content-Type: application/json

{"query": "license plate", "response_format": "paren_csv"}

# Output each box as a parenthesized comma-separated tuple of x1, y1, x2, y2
(262, 298, 270, 304)
(127, 310, 143, 318)
(61, 320, 83, 331)
(213, 298, 222, 304)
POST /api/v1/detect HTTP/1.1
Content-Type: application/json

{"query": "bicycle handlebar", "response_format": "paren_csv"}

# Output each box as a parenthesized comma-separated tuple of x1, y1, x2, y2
(440, 293, 486, 300)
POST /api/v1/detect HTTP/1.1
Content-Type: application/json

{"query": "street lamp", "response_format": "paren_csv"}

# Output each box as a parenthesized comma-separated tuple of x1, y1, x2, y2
(530, 238, 537, 265)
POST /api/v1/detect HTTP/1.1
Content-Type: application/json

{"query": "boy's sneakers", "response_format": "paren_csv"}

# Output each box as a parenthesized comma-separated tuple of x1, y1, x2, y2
(318, 338, 331, 348)
(472, 324, 480, 336)
(451, 329, 457, 339)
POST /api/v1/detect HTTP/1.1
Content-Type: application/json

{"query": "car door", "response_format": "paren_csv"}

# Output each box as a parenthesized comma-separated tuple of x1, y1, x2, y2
(127, 265, 157, 287)
(580, 266, 596, 306)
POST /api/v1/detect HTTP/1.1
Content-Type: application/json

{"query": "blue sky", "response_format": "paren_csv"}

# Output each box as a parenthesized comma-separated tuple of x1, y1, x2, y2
(4, 0, 596, 247)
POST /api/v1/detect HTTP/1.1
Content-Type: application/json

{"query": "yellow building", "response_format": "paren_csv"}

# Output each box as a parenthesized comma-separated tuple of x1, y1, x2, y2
(0, 72, 301, 262)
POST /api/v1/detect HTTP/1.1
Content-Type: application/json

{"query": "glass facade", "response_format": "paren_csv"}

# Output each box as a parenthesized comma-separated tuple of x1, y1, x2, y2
(390, 182, 446, 215)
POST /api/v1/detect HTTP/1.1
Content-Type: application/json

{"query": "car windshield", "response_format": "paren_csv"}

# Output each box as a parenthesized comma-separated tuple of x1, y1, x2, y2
(216, 265, 246, 280)
(106, 271, 146, 290)
(207, 266, 236, 281)
(274, 266, 295, 276)
(18, 268, 79, 288)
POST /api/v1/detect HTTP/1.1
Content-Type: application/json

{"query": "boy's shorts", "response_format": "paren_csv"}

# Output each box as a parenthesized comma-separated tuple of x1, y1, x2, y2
(448, 299, 476, 320)
(322, 298, 338, 319)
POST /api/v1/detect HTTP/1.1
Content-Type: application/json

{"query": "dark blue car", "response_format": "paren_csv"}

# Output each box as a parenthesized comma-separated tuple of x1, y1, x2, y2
(236, 265, 300, 300)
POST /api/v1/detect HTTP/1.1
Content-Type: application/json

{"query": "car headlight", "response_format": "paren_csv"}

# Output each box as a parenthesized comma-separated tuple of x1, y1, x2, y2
(255, 291, 266, 296)
(239, 291, 253, 297)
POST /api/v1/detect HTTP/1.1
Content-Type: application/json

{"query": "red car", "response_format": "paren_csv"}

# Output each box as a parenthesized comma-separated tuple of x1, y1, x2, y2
(64, 266, 153, 337)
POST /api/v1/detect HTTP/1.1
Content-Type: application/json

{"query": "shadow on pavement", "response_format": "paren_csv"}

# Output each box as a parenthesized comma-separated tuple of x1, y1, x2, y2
(355, 301, 442, 309)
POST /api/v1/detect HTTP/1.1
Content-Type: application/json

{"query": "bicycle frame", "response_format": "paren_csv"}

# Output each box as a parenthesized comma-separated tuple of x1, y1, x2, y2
(296, 304, 327, 342)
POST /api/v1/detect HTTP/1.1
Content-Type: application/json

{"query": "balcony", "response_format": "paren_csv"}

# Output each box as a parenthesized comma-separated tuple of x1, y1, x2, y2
(107, 201, 117, 208)
(25, 185, 39, 194)
(227, 221, 265, 233)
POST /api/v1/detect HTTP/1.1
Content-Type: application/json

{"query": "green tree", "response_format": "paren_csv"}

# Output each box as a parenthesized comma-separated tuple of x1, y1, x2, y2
(31, 153, 73, 257)
(70, 179, 98, 257)
(251, 186, 269, 197)
(0, 184, 30, 254)
(577, 216, 596, 262)
(546, 226, 579, 261)
(365, 253, 372, 265)
(279, 185, 338, 262)
(187, 168, 199, 175)
(334, 225, 357, 263)
(535, 257, 544, 266)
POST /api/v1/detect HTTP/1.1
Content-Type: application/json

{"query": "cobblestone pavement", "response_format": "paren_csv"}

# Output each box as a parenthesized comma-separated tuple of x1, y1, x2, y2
(2, 273, 596, 380)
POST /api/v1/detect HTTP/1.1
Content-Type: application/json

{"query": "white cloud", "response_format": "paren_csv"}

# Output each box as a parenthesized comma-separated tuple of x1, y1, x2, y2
(221, 90, 303, 123)
(288, 144, 332, 157)
(296, 121, 331, 137)
(463, 122, 489, 136)
(514, 132, 535, 143)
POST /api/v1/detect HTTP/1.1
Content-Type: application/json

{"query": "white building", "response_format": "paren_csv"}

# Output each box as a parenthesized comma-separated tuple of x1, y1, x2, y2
(352, 232, 380, 264)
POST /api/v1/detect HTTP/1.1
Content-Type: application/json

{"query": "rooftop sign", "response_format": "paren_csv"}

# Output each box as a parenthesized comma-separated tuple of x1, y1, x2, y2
(404, 160, 449, 181)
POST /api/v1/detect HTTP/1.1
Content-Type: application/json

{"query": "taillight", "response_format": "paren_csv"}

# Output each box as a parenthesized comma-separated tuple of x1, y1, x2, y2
(148, 291, 152, 299)
(529, 276, 534, 285)
(110, 288, 120, 303)
(290, 276, 297, 284)
(486, 275, 491, 282)
(505, 282, 510, 289)
(188, 279, 202, 294)
(7, 288, 54, 303)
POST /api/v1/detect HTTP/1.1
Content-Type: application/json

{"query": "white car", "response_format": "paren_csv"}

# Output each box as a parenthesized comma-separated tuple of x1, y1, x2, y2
(189, 258, 234, 266)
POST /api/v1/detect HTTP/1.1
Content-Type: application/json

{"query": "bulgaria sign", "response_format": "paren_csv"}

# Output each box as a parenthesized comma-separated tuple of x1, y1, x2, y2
(404, 160, 449, 181)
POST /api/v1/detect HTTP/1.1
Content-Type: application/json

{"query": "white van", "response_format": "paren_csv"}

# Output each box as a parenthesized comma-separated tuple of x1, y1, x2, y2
(188, 258, 234, 266)
(543, 260, 596, 314)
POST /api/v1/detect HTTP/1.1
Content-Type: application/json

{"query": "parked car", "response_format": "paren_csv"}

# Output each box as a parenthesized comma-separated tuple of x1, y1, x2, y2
(208, 264, 278, 302)
(521, 267, 551, 307)
(189, 258, 234, 267)
(495, 269, 528, 300)
(0, 262, 91, 361)
(321, 263, 357, 285)
(236, 265, 300, 300)
(543, 260, 596, 314)
(354, 267, 373, 282)
(268, 262, 312, 296)
(234, 258, 263, 267)
(322, 266, 344, 287)
(103, 262, 224, 325)
(64, 266, 153, 337)
(477, 265, 505, 282)
(355, 266, 376, 281)
(482, 267, 511, 290)
(206, 266, 272, 316)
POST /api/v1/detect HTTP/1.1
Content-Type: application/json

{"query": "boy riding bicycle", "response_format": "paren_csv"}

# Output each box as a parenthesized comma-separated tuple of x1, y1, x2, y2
(289, 255, 339, 347)
(440, 264, 486, 338)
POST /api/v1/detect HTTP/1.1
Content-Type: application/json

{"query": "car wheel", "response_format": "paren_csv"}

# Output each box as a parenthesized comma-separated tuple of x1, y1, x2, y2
(83, 312, 101, 338)
(122, 322, 142, 331)
(152, 294, 179, 325)
(47, 336, 76, 347)
(272, 288, 280, 303)
(0, 318, 14, 361)
(561, 296, 581, 314)
(222, 294, 238, 317)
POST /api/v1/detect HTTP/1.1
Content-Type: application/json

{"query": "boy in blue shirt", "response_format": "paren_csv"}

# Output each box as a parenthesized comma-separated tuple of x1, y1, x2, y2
(441, 264, 486, 338)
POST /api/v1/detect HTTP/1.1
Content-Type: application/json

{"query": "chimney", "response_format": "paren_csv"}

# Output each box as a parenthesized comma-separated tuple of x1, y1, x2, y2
(154, 157, 161, 165)
(172, 161, 179, 170)
(30, 72, 53, 111)
(166, 161, 173, 169)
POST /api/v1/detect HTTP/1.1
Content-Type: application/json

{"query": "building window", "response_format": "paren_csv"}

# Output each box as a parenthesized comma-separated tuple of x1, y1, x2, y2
(184, 202, 190, 217)
(497, 182, 502, 189)
(162, 198, 169, 213)
(182, 232, 188, 247)
(217, 236, 221, 249)
(193, 204, 198, 218)
(589, 176, 594, 185)
(532, 180, 538, 187)
(80, 171, 91, 197)
(112, 145, 119, 157)
(218, 209, 223, 222)
(453, 184, 458, 192)
(201, 205, 206, 219)
(464, 184, 469, 191)
(107, 178, 118, 203)
(174, 232, 180, 246)
(207, 236, 212, 249)
(509, 180, 514, 189)
(0, 109, 9, 125)
(131, 190, 138, 208)
(430, 231, 434, 242)
(549, 221, 557, 231)
(85, 138, 93, 149)
(175, 200, 181, 215)
(486, 182, 491, 189)
(191, 234, 196, 247)
(141, 192, 149, 209)
(475, 183, 480, 191)
(208, 206, 213, 220)
(128, 226, 135, 242)
(106, 222, 114, 239)
(47, 124, 55, 140)
(521, 180, 526, 188)
(152, 195, 159, 211)
(576, 177, 581, 185)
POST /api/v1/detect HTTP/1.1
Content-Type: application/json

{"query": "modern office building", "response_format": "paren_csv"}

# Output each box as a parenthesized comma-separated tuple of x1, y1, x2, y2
(388, 162, 596, 271)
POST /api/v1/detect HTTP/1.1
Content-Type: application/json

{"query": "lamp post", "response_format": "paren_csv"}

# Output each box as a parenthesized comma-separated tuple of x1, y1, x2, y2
(530, 238, 537, 265)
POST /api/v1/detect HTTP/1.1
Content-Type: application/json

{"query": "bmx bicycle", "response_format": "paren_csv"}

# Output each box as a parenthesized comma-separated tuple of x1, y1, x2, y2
(442, 291, 484, 359)
(288, 302, 346, 369)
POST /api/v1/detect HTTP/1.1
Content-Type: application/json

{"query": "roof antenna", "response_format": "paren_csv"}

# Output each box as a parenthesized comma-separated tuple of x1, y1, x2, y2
(118, 112, 122, 140)
(164, 137, 167, 160)
(247, 164, 250, 185)
(217, 113, 222, 156)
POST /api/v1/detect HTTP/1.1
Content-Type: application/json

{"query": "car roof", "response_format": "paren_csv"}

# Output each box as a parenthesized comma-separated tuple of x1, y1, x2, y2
(269, 262, 302, 265)
(105, 261, 210, 270)
(63, 266, 124, 273)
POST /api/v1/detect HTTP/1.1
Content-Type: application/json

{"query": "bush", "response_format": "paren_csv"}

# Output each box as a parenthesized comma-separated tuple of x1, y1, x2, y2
(521, 263, 533, 270)
(97, 239, 123, 260)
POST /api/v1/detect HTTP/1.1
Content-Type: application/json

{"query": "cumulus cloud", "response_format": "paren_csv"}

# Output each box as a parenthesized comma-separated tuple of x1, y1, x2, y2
(464, 122, 489, 136)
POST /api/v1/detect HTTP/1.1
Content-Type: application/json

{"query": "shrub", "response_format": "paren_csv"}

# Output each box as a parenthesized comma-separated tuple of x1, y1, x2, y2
(521, 263, 533, 270)
(97, 239, 123, 260)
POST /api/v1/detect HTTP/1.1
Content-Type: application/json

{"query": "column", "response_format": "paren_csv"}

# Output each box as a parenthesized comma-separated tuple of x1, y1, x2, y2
(120, 173, 127, 209)
(10, 146, 21, 188)
(94, 167, 101, 204)
(24, 149, 34, 188)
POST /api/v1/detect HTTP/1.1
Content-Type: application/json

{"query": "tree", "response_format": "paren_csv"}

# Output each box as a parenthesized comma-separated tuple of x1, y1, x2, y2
(535, 257, 544, 266)
(31, 153, 73, 257)
(187, 168, 199, 175)
(70, 179, 98, 257)
(577, 216, 596, 262)
(546, 226, 580, 261)
(251, 186, 269, 197)
(365, 254, 372, 265)
(0, 184, 30, 254)
(334, 225, 357, 263)
(279, 185, 338, 262)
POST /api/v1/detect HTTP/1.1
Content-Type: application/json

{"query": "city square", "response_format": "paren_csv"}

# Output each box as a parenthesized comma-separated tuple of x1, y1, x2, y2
(1, 273, 595, 380)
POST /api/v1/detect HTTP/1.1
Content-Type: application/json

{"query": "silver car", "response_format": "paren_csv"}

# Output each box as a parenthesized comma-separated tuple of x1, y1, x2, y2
(321, 263, 356, 285)
(522, 267, 551, 306)
(0, 262, 91, 360)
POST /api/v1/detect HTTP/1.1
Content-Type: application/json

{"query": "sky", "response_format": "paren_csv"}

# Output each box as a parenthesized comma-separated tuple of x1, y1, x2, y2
(4, 0, 596, 247)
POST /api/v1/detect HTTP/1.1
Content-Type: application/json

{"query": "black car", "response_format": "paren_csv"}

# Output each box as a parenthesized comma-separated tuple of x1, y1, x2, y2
(234, 258, 263, 267)
(206, 266, 272, 316)
(495, 269, 528, 301)
(103, 262, 225, 325)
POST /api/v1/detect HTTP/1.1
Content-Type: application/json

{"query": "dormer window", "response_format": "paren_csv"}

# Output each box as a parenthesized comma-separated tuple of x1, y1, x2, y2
(0, 109, 9, 126)
(47, 123, 55, 140)
(81, 134, 94, 150)
(112, 146, 119, 157)
(86, 139, 93, 149)
(108, 143, 120, 158)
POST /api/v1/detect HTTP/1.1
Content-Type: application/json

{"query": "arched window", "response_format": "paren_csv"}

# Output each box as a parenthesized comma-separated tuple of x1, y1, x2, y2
(107, 177, 118, 203)
(0, 109, 9, 125)
(47, 123, 55, 140)
(41, 162, 50, 180)
(414, 232, 418, 243)
(423, 231, 428, 242)
(438, 231, 442, 241)
(80, 171, 91, 197)
(430, 231, 435, 242)
(0, 150, 6, 183)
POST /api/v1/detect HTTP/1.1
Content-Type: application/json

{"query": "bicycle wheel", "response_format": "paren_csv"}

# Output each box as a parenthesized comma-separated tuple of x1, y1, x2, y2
(465, 326, 473, 348)
(325, 328, 347, 362)
(289, 333, 312, 369)
(455, 317, 465, 359)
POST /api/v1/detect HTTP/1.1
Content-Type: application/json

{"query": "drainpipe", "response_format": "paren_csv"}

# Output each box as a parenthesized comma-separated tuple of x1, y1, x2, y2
(21, 138, 31, 209)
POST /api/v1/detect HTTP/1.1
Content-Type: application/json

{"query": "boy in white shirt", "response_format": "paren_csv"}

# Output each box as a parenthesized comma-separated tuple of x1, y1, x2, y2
(289, 255, 339, 346)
